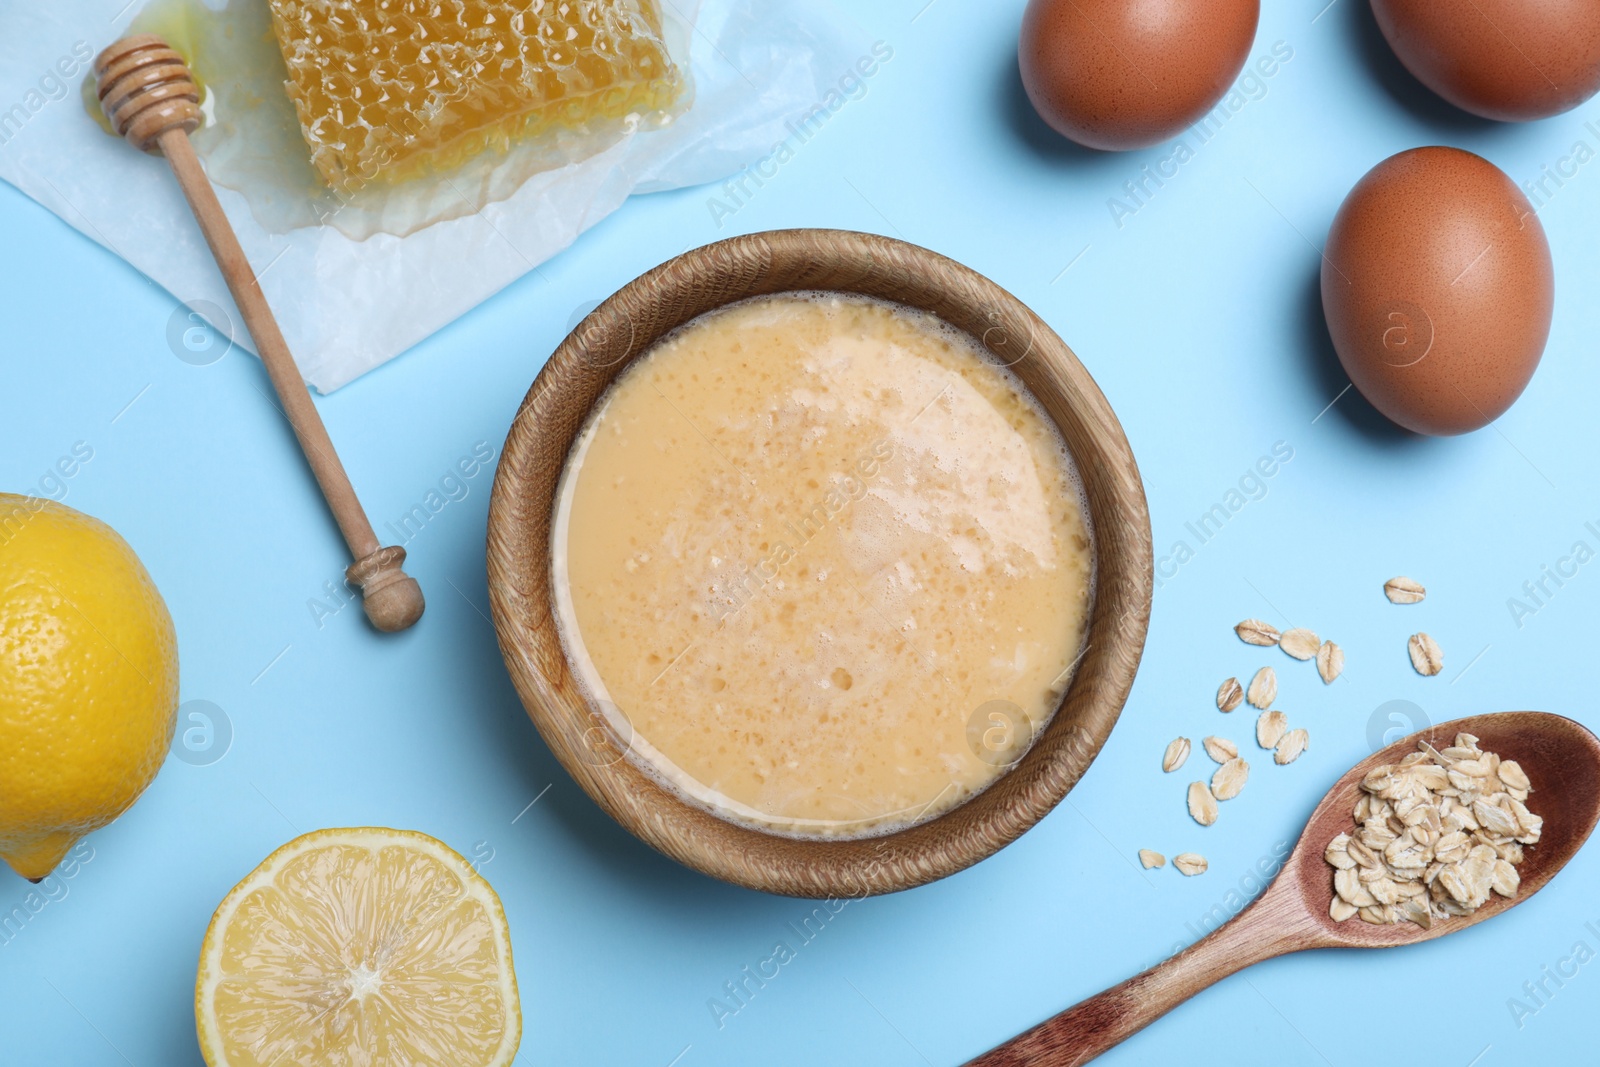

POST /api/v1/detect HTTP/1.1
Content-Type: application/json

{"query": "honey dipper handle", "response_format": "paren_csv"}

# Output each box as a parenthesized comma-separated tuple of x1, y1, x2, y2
(156, 128, 423, 632)
(964, 903, 1304, 1066)
(157, 132, 368, 554)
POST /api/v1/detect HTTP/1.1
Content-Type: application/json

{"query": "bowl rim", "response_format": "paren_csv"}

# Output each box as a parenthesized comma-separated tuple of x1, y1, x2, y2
(487, 228, 1152, 897)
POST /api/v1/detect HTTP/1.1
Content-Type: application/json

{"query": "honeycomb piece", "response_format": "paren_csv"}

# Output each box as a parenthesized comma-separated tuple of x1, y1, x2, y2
(267, 0, 684, 190)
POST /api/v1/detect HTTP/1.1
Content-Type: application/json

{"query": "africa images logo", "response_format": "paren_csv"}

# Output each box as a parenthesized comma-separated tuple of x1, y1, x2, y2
(1366, 699, 1430, 753)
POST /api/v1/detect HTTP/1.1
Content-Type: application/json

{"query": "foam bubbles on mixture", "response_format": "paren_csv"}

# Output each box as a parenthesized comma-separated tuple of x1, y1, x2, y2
(552, 292, 1094, 838)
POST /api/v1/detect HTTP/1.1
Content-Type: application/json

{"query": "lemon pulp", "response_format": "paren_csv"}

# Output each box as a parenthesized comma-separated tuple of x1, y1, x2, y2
(196, 828, 521, 1067)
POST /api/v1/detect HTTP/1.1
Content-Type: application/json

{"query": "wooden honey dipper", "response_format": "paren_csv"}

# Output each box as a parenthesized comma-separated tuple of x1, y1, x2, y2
(93, 34, 424, 633)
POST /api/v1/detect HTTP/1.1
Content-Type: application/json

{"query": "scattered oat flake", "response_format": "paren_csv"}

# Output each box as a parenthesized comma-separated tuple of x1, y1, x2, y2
(1246, 667, 1276, 710)
(1188, 781, 1219, 826)
(1408, 632, 1443, 676)
(1162, 737, 1191, 773)
(1280, 628, 1320, 660)
(1384, 576, 1426, 605)
(1139, 849, 1165, 869)
(1202, 736, 1238, 763)
(1274, 728, 1309, 765)
(1316, 640, 1344, 684)
(1173, 853, 1208, 876)
(1212, 757, 1250, 800)
(1235, 619, 1280, 646)
(1216, 677, 1244, 713)
(1256, 710, 1288, 750)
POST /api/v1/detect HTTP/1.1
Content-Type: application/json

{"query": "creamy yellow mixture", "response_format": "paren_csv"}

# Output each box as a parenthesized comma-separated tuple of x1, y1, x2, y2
(552, 293, 1093, 837)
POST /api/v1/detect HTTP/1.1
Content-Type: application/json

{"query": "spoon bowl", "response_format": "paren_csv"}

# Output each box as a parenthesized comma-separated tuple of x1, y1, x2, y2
(1289, 711, 1600, 950)
(969, 711, 1600, 1066)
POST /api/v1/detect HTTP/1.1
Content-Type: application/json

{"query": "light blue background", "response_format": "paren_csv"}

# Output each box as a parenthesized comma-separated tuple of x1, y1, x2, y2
(4, 1, 1599, 1063)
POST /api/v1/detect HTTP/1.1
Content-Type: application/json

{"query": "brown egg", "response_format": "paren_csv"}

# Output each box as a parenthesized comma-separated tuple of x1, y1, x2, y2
(1321, 147, 1553, 436)
(1018, 0, 1259, 151)
(1371, 0, 1600, 121)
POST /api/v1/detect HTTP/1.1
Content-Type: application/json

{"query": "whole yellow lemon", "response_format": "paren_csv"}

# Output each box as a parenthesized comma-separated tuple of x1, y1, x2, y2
(0, 495, 178, 881)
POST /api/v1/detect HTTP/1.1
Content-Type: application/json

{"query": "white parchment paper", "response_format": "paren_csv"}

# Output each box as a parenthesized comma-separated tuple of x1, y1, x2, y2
(0, 0, 864, 391)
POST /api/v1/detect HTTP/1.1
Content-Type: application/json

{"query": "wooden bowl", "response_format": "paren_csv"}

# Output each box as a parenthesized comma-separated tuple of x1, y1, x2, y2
(487, 229, 1152, 897)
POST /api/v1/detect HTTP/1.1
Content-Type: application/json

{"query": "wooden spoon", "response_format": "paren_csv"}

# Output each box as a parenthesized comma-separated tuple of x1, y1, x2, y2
(968, 711, 1600, 1066)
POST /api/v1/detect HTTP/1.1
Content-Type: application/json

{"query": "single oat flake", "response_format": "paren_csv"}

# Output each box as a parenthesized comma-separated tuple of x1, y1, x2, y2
(1279, 628, 1320, 660)
(1163, 737, 1191, 773)
(1173, 853, 1208, 876)
(1384, 576, 1426, 605)
(1188, 781, 1219, 826)
(1316, 640, 1344, 684)
(1212, 757, 1250, 800)
(1203, 736, 1238, 763)
(1274, 727, 1309, 765)
(1139, 849, 1166, 869)
(1500, 760, 1532, 793)
(1236, 619, 1281, 647)
(1217, 677, 1244, 713)
(1257, 710, 1288, 750)
(1246, 666, 1277, 710)
(1409, 632, 1443, 676)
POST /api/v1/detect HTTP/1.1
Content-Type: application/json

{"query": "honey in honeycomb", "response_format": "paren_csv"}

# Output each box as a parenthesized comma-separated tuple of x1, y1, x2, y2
(267, 0, 685, 190)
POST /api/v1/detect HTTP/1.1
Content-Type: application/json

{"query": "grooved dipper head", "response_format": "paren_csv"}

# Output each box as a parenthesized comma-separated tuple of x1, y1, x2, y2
(94, 34, 201, 152)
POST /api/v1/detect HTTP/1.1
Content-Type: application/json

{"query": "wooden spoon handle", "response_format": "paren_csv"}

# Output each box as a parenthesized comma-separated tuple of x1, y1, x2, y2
(966, 906, 1302, 1066)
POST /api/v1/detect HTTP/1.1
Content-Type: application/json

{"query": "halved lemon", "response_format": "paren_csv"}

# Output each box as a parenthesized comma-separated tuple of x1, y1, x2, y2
(196, 828, 521, 1067)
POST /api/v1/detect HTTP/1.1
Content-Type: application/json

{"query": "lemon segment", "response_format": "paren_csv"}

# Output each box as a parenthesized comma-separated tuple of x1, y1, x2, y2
(0, 494, 178, 881)
(196, 828, 521, 1067)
